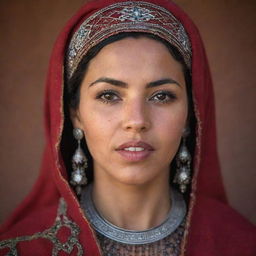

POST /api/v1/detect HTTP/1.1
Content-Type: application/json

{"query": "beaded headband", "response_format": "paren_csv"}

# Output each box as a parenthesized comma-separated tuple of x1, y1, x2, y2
(66, 1, 192, 79)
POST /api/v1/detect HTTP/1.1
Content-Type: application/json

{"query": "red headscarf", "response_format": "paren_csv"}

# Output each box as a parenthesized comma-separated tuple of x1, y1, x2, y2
(0, 0, 255, 255)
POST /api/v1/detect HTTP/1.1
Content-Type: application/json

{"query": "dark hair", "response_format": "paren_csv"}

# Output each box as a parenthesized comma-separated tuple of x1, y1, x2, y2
(65, 32, 191, 110)
(62, 32, 196, 197)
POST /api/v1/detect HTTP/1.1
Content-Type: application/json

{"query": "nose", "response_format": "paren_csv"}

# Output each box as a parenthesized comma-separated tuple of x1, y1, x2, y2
(122, 99, 151, 133)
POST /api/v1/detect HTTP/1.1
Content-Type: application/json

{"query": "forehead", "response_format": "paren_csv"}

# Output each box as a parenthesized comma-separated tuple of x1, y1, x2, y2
(85, 37, 184, 81)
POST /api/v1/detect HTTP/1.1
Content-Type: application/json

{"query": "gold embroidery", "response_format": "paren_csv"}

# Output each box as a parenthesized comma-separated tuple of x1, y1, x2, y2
(0, 198, 84, 256)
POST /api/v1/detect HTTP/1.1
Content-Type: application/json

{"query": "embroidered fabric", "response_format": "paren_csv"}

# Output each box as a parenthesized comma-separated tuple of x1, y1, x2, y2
(1, 1, 256, 256)
(66, 1, 192, 79)
(0, 198, 83, 256)
(96, 220, 185, 256)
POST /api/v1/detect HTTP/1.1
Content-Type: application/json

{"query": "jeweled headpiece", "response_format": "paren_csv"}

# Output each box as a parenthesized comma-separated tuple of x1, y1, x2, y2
(66, 1, 192, 79)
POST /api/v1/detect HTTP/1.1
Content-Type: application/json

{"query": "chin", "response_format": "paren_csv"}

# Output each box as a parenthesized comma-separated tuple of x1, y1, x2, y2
(111, 168, 160, 187)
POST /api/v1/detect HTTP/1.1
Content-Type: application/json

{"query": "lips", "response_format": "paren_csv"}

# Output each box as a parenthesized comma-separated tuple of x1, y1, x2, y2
(116, 141, 154, 162)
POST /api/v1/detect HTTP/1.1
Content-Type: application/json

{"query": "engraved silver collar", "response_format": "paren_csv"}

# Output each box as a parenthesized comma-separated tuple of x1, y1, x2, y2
(81, 184, 186, 245)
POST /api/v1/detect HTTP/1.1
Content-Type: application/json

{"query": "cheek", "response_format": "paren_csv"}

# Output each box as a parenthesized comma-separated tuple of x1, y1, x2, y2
(153, 103, 188, 150)
(78, 102, 118, 150)
(80, 116, 108, 159)
(154, 101, 188, 129)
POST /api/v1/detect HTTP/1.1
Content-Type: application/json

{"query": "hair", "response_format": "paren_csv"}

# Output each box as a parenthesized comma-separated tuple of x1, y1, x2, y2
(62, 32, 196, 198)
(65, 32, 191, 111)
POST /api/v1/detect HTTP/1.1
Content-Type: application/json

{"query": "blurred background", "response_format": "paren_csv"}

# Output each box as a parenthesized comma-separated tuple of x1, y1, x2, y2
(0, 0, 255, 224)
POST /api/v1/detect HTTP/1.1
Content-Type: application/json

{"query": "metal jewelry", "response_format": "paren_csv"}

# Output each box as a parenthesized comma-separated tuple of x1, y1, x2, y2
(174, 128, 191, 193)
(81, 184, 186, 245)
(70, 128, 88, 196)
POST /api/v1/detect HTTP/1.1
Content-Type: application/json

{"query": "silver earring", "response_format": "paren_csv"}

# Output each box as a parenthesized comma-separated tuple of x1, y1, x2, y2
(174, 128, 191, 193)
(70, 128, 88, 196)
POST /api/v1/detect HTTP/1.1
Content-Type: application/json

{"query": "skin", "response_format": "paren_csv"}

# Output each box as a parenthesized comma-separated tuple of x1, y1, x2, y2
(72, 37, 188, 230)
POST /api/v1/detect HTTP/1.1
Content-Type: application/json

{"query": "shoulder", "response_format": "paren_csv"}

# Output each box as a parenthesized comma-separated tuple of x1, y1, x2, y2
(0, 198, 84, 255)
(186, 195, 256, 256)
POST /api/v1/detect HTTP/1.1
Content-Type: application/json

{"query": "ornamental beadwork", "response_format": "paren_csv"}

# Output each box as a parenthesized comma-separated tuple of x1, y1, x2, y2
(0, 198, 84, 256)
(119, 6, 155, 21)
(66, 1, 192, 79)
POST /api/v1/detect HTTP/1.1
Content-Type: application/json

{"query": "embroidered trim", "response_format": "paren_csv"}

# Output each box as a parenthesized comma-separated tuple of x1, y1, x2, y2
(66, 1, 192, 79)
(0, 198, 84, 256)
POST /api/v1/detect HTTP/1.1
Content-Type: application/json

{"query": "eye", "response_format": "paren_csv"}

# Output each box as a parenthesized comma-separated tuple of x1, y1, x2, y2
(149, 90, 177, 104)
(96, 90, 121, 104)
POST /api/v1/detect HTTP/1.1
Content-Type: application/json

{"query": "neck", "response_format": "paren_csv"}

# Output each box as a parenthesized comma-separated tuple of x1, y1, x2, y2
(92, 175, 171, 230)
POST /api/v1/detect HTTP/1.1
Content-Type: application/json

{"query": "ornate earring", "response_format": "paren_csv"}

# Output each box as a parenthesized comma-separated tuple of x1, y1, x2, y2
(174, 128, 191, 193)
(70, 128, 88, 196)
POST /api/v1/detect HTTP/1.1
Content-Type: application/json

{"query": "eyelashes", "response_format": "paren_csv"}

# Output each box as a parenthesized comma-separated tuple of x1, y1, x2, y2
(95, 89, 177, 105)
(96, 89, 121, 104)
(149, 90, 177, 103)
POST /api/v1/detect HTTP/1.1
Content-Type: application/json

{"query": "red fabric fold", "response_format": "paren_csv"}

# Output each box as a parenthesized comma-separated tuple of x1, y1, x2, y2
(0, 0, 255, 255)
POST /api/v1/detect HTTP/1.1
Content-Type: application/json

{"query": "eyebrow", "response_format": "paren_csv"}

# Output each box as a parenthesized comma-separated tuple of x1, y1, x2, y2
(89, 77, 180, 88)
(147, 78, 180, 88)
(89, 77, 127, 88)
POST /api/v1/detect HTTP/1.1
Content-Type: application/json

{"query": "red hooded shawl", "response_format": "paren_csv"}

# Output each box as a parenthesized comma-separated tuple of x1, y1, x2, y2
(0, 0, 255, 255)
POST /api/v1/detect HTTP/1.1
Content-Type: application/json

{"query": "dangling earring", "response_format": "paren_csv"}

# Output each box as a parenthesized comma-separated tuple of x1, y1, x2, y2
(70, 128, 88, 196)
(174, 128, 191, 193)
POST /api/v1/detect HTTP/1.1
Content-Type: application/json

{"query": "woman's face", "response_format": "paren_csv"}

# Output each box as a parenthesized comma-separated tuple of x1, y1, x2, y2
(72, 37, 188, 186)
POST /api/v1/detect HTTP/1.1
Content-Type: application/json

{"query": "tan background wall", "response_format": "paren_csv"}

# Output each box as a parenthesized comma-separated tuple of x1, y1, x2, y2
(0, 0, 255, 224)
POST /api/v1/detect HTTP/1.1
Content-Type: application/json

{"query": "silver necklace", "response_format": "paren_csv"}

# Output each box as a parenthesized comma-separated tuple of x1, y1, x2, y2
(80, 184, 186, 245)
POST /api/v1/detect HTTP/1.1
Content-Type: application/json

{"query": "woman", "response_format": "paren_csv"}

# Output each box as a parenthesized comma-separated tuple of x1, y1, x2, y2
(0, 0, 255, 255)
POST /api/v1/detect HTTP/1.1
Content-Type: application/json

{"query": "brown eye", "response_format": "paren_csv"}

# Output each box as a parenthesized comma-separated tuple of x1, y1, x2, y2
(155, 94, 167, 101)
(150, 91, 176, 104)
(102, 93, 117, 101)
(96, 90, 121, 104)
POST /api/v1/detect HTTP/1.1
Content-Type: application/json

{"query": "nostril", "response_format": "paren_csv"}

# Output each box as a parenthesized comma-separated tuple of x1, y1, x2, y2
(122, 104, 151, 132)
(124, 122, 149, 132)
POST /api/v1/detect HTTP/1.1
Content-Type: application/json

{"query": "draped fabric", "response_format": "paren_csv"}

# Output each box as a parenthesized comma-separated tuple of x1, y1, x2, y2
(0, 0, 255, 255)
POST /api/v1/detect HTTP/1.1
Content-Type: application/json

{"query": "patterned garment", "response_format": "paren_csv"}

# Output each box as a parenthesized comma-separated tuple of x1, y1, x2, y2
(96, 220, 185, 256)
